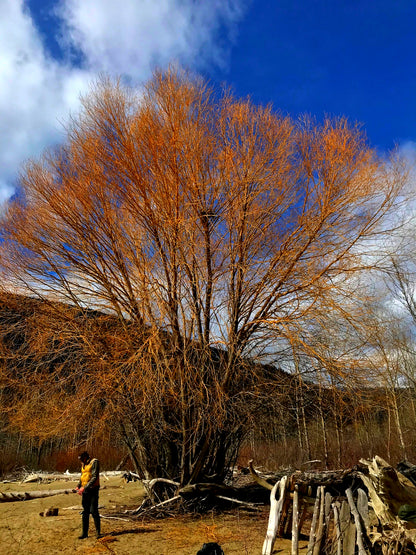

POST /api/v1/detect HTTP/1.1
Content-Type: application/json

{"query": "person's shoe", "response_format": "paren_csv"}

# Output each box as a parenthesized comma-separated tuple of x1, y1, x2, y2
(78, 535, 88, 539)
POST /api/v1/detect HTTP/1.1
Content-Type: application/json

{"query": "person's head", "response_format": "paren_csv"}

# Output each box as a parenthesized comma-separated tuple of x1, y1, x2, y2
(79, 451, 90, 464)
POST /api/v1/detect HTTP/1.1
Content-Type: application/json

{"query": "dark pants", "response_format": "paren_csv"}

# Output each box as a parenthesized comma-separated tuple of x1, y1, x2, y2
(81, 487, 100, 536)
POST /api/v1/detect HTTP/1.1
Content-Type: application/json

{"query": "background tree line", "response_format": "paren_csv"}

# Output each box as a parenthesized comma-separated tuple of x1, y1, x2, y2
(0, 68, 413, 481)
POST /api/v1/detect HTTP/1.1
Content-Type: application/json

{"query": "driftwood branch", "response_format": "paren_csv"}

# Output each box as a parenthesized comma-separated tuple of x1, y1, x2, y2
(131, 495, 181, 516)
(248, 460, 274, 491)
(215, 495, 261, 509)
(262, 475, 288, 555)
(359, 455, 416, 523)
(291, 485, 299, 555)
(101, 515, 131, 522)
(346, 488, 367, 555)
(332, 502, 342, 555)
(147, 477, 180, 502)
(147, 478, 180, 490)
(306, 485, 321, 555)
(312, 486, 325, 555)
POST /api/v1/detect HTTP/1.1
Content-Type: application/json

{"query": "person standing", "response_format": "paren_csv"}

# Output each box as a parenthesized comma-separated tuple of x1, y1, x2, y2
(76, 451, 101, 539)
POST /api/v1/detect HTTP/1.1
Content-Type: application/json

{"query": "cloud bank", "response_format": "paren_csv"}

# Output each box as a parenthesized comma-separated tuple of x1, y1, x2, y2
(0, 0, 246, 203)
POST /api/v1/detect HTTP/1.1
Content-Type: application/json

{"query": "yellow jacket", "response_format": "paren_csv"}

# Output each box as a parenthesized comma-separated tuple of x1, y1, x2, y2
(80, 458, 100, 489)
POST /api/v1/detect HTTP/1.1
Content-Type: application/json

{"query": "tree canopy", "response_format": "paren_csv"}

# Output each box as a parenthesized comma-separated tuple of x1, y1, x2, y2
(0, 68, 407, 483)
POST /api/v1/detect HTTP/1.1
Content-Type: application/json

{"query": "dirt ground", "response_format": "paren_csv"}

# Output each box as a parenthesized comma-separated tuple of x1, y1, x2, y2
(0, 475, 307, 554)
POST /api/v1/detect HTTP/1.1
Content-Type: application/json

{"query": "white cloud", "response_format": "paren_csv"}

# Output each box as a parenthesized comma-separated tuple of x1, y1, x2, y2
(0, 0, 92, 202)
(58, 0, 245, 76)
(388, 142, 416, 247)
(0, 0, 247, 204)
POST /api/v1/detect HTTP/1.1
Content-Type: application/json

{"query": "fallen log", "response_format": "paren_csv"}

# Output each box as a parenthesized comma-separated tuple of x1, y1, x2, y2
(22, 473, 78, 483)
(0, 488, 76, 502)
(249, 459, 361, 497)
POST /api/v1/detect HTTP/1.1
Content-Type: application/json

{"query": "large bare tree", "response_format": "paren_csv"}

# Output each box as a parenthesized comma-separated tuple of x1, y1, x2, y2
(0, 68, 406, 484)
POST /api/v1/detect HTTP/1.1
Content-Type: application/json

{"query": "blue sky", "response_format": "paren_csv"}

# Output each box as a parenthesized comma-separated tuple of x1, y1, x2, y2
(1, 0, 415, 204)
(224, 1, 416, 151)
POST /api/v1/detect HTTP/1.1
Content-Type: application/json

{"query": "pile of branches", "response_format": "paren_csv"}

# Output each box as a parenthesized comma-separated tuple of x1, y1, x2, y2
(122, 471, 272, 518)
(121, 461, 368, 518)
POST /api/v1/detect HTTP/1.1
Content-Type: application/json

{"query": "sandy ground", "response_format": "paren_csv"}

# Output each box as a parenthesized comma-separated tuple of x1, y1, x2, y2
(0, 475, 308, 554)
